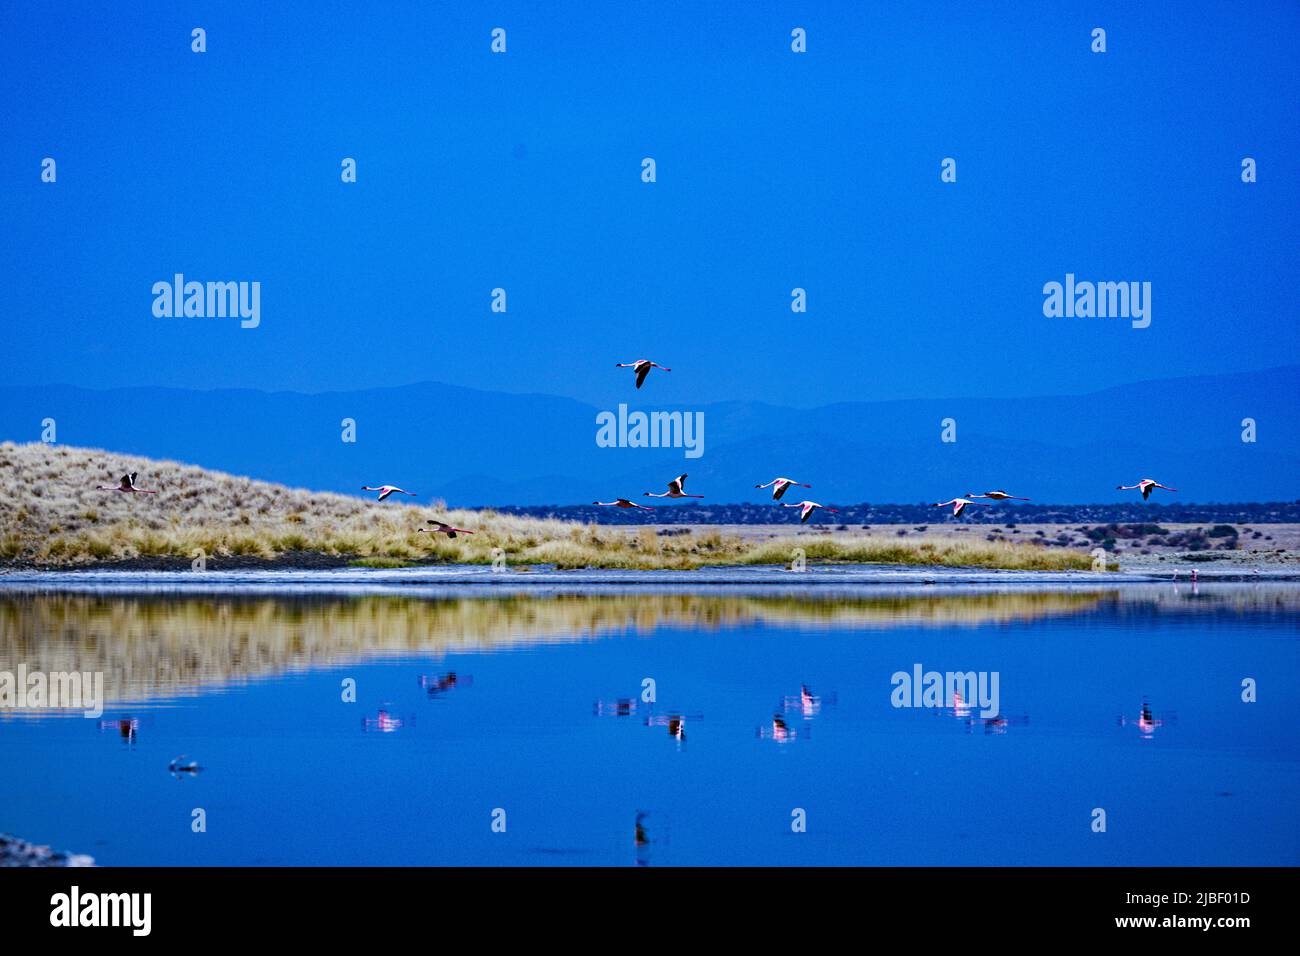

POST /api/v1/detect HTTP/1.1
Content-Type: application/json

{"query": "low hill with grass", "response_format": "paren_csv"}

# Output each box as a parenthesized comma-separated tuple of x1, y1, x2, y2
(0, 443, 1093, 571)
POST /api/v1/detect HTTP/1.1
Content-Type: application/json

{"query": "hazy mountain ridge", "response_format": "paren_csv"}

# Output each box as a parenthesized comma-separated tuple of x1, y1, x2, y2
(1, 366, 1295, 505)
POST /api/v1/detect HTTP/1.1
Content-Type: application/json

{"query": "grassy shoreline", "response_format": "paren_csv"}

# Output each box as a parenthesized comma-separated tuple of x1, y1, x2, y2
(0, 537, 1098, 572)
(1, 442, 1099, 571)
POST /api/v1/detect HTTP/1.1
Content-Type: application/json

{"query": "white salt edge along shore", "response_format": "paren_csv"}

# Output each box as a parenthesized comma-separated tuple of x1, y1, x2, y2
(1, 563, 1297, 595)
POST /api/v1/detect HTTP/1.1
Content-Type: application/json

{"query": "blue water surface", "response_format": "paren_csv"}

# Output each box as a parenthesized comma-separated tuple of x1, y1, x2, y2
(1, 580, 1296, 866)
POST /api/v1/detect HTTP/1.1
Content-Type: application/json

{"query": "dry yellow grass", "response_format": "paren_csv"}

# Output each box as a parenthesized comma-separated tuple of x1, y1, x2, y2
(0, 442, 1094, 570)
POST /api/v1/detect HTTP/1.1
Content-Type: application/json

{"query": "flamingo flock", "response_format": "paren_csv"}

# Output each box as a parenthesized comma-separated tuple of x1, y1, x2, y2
(92, 461, 1180, 535)
(87, 358, 1182, 542)
(591, 362, 1176, 525)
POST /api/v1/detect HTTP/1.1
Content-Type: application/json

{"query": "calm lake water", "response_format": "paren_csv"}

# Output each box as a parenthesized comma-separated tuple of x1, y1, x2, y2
(2, 575, 1297, 866)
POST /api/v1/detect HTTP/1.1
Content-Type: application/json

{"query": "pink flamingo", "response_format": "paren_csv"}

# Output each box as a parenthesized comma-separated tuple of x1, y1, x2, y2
(362, 485, 415, 501)
(615, 359, 671, 389)
(932, 497, 990, 518)
(784, 500, 839, 523)
(645, 474, 703, 499)
(1117, 478, 1177, 501)
(418, 520, 475, 539)
(966, 489, 1031, 501)
(593, 498, 655, 510)
(95, 472, 157, 494)
(755, 477, 811, 501)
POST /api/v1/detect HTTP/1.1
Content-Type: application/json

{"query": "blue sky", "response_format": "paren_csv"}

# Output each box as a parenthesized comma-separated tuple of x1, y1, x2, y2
(2, 1, 1297, 407)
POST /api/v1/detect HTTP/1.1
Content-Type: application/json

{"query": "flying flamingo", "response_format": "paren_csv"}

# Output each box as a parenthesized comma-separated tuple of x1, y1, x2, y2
(615, 359, 671, 389)
(932, 497, 990, 518)
(362, 485, 415, 501)
(966, 490, 1031, 501)
(95, 472, 157, 494)
(644, 474, 703, 499)
(755, 477, 811, 501)
(418, 520, 475, 539)
(593, 498, 655, 510)
(1117, 479, 1177, 501)
(783, 500, 839, 523)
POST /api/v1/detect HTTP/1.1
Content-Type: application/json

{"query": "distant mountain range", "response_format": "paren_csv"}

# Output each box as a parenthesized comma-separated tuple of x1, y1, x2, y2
(1, 366, 1296, 506)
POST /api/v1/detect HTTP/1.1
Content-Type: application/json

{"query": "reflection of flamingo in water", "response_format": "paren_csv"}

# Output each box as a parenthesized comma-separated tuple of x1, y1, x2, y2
(594, 698, 638, 717)
(645, 712, 700, 741)
(1119, 700, 1170, 738)
(782, 684, 836, 719)
(168, 755, 201, 776)
(934, 691, 1028, 733)
(948, 689, 973, 719)
(419, 672, 470, 695)
(759, 714, 803, 742)
(362, 708, 404, 732)
(100, 717, 139, 742)
(96, 472, 158, 494)
(970, 716, 1016, 735)
(1138, 702, 1160, 735)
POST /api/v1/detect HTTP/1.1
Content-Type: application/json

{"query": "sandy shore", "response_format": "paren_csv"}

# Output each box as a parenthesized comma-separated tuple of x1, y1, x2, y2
(689, 522, 1300, 569)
